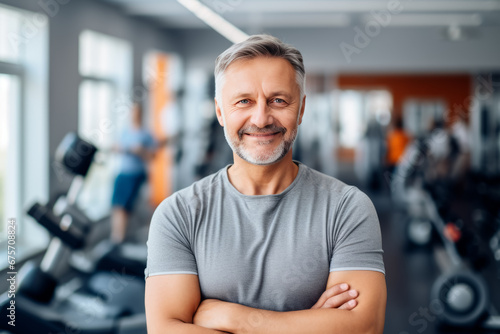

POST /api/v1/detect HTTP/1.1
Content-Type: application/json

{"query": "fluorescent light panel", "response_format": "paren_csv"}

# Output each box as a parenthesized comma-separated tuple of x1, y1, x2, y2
(363, 13, 483, 26)
(240, 13, 351, 28)
(176, 0, 248, 43)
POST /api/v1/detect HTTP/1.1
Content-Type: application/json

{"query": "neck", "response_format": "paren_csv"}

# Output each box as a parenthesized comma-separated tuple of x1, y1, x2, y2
(227, 151, 299, 196)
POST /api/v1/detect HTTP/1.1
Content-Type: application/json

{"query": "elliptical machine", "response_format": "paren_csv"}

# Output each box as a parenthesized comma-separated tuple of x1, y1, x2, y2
(0, 133, 147, 334)
(392, 133, 500, 330)
(419, 186, 497, 328)
(391, 138, 437, 249)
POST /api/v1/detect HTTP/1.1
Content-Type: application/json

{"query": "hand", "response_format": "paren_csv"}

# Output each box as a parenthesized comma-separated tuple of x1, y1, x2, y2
(193, 299, 234, 332)
(311, 283, 358, 310)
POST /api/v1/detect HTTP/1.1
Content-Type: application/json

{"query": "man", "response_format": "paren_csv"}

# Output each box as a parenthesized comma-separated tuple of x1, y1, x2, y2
(145, 35, 386, 333)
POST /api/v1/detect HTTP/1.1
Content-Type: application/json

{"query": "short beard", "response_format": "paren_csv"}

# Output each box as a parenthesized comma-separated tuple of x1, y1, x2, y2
(223, 123, 298, 166)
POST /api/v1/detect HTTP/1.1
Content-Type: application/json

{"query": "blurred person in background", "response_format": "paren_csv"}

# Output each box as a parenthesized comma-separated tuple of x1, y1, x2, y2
(425, 118, 460, 184)
(362, 116, 386, 190)
(386, 116, 411, 175)
(110, 101, 157, 243)
(450, 114, 471, 181)
(418, 118, 462, 213)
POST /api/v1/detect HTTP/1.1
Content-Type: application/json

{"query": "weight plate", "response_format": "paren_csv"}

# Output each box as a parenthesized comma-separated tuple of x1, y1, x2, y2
(431, 271, 489, 326)
(407, 219, 433, 246)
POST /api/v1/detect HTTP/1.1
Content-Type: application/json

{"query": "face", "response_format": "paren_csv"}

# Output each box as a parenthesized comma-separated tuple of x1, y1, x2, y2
(215, 57, 306, 166)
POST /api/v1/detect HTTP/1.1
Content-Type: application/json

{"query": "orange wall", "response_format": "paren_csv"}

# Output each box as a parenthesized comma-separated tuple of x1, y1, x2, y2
(337, 74, 473, 123)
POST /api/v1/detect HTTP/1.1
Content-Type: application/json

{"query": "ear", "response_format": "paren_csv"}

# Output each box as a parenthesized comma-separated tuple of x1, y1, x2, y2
(215, 98, 224, 127)
(298, 95, 306, 125)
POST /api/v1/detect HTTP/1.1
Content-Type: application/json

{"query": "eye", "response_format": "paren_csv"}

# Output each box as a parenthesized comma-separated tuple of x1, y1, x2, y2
(272, 98, 287, 105)
(237, 99, 250, 104)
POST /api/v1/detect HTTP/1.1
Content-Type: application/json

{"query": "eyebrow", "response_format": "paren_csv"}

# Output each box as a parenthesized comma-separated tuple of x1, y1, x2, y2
(230, 91, 293, 100)
(269, 91, 293, 99)
(230, 92, 253, 99)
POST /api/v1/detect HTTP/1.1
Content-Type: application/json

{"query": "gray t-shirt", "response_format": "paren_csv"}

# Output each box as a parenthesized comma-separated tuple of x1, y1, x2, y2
(146, 162, 385, 311)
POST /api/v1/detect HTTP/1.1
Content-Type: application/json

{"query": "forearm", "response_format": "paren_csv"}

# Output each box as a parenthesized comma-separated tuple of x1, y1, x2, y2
(154, 319, 232, 334)
(225, 305, 381, 334)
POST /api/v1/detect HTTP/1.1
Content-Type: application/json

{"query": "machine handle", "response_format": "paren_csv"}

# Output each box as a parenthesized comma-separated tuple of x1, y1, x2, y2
(27, 203, 85, 249)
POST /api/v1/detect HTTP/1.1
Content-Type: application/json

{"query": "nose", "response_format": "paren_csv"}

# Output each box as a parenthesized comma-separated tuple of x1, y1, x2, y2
(250, 99, 273, 128)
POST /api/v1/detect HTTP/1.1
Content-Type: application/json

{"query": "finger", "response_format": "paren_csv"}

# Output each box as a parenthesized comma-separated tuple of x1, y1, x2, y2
(338, 299, 358, 310)
(311, 283, 349, 309)
(321, 289, 358, 309)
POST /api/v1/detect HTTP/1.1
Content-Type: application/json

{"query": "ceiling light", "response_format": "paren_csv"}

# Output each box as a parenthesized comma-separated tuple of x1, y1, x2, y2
(363, 14, 483, 27)
(176, 0, 248, 43)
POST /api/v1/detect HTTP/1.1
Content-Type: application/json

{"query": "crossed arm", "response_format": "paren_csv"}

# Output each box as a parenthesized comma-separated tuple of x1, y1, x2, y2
(145, 270, 386, 334)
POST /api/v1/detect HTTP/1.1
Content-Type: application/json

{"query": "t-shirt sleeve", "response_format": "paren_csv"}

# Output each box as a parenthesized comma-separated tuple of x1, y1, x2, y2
(329, 187, 385, 275)
(145, 194, 198, 278)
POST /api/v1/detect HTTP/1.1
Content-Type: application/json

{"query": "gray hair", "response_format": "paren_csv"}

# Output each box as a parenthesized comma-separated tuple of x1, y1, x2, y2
(214, 34, 305, 104)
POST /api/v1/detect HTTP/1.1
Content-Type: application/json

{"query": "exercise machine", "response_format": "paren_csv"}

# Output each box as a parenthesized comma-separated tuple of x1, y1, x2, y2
(391, 138, 438, 249)
(0, 133, 147, 334)
(392, 136, 500, 329)
(423, 186, 500, 329)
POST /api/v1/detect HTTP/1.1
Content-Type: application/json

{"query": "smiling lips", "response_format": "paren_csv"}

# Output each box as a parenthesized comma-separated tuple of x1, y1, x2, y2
(238, 125, 287, 140)
(245, 132, 281, 138)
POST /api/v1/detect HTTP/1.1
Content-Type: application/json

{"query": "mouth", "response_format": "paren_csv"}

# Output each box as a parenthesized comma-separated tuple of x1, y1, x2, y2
(244, 132, 281, 139)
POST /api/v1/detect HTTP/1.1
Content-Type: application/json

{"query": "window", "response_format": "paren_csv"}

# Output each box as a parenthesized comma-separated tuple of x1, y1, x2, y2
(0, 74, 20, 239)
(78, 30, 132, 220)
(337, 90, 392, 148)
(78, 80, 117, 220)
(403, 99, 446, 137)
(338, 90, 364, 148)
(0, 4, 49, 264)
(0, 6, 23, 233)
(79, 30, 131, 80)
(365, 90, 392, 127)
(0, 6, 22, 63)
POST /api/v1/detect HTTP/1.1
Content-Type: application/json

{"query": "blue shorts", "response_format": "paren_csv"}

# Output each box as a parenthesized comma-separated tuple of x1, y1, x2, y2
(111, 172, 147, 212)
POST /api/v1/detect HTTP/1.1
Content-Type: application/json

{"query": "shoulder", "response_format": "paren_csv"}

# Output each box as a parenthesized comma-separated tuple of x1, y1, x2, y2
(150, 168, 226, 237)
(299, 163, 354, 197)
(155, 167, 226, 215)
(298, 163, 374, 210)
